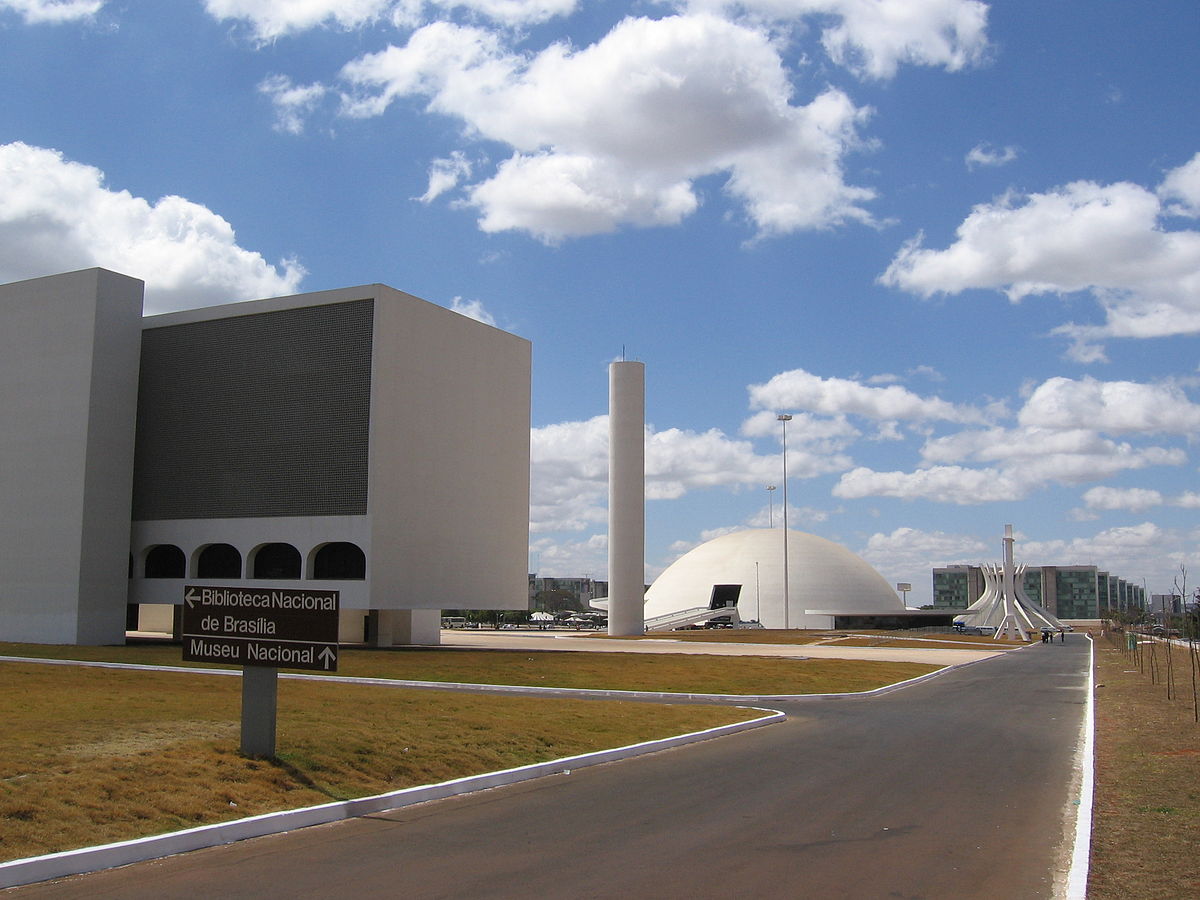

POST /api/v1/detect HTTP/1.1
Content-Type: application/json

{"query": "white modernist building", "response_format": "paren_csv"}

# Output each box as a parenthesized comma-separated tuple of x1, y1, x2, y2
(639, 529, 906, 631)
(0, 269, 531, 646)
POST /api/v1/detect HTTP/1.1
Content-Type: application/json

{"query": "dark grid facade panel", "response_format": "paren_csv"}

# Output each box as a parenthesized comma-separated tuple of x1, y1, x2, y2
(132, 300, 373, 520)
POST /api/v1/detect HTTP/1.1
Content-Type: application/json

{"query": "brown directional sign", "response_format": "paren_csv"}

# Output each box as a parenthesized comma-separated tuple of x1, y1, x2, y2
(181, 585, 339, 672)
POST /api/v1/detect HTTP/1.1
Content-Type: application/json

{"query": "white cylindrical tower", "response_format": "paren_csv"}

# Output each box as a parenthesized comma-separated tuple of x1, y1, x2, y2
(608, 360, 645, 636)
(1002, 523, 1016, 605)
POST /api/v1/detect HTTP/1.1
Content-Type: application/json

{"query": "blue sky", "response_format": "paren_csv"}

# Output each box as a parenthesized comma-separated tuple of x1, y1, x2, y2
(3, 0, 1198, 605)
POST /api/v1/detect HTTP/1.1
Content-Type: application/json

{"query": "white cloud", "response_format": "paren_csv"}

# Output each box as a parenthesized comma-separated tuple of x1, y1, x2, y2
(0, 142, 305, 314)
(685, 0, 990, 80)
(426, 0, 576, 26)
(748, 367, 984, 423)
(833, 465, 1025, 503)
(418, 151, 473, 203)
(1021, 522, 1165, 568)
(1018, 376, 1200, 435)
(922, 424, 1181, 468)
(1174, 491, 1200, 509)
(258, 74, 328, 134)
(529, 416, 610, 534)
(859, 526, 991, 600)
(812, 0, 990, 79)
(965, 142, 1017, 170)
(447, 295, 496, 324)
(204, 0, 392, 40)
(1081, 485, 1164, 512)
(529, 533, 608, 580)
(339, 14, 877, 241)
(0, 0, 101, 23)
(909, 364, 945, 382)
(530, 413, 831, 532)
(1159, 151, 1200, 217)
(881, 164, 1200, 358)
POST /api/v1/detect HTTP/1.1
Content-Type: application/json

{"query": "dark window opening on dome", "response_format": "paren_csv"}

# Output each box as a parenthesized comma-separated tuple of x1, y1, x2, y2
(709, 584, 742, 609)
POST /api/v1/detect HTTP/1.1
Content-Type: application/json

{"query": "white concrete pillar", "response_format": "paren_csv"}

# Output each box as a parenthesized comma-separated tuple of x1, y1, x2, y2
(1002, 524, 1016, 606)
(608, 361, 645, 636)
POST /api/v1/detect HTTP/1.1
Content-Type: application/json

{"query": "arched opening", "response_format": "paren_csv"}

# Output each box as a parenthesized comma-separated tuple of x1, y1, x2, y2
(144, 545, 185, 578)
(313, 542, 366, 580)
(252, 543, 301, 579)
(197, 543, 242, 579)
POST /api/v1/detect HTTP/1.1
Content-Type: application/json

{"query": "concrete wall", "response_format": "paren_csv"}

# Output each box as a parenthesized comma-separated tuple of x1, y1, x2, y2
(0, 269, 142, 644)
(369, 285, 530, 612)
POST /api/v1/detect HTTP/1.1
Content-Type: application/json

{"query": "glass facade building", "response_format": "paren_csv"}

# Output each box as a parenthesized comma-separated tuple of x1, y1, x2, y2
(931, 563, 1145, 619)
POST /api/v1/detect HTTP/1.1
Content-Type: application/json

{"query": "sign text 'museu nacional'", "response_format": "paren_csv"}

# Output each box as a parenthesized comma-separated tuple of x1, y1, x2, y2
(181, 585, 339, 672)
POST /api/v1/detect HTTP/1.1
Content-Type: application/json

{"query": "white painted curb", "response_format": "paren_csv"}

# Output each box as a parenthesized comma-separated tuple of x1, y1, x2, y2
(0, 708, 783, 889)
(1064, 635, 1095, 899)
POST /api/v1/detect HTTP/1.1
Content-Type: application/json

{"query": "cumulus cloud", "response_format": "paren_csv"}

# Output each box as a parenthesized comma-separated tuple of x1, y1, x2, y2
(258, 74, 328, 134)
(234, 2, 992, 241)
(1159, 152, 1200, 217)
(833, 465, 1025, 503)
(338, 14, 877, 241)
(529, 414, 814, 532)
(418, 152, 473, 203)
(1080, 485, 1163, 512)
(529, 532, 608, 580)
(748, 367, 984, 423)
(965, 142, 1017, 170)
(447, 295, 496, 324)
(204, 0, 393, 40)
(0, 142, 305, 314)
(1018, 376, 1200, 435)
(833, 372, 1193, 505)
(881, 158, 1200, 360)
(1022, 522, 1166, 568)
(859, 526, 990, 599)
(205, 1, 578, 41)
(0, 0, 101, 23)
(685, 0, 990, 80)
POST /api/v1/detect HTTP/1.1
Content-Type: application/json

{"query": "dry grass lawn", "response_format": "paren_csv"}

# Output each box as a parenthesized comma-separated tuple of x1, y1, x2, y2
(0, 641, 938, 863)
(0, 641, 939, 696)
(0, 661, 760, 863)
(1090, 633, 1200, 899)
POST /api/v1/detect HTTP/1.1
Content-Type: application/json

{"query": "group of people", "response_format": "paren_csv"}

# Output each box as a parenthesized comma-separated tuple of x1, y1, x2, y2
(1040, 628, 1064, 643)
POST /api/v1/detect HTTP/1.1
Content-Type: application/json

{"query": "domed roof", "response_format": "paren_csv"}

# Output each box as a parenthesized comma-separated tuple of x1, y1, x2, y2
(643, 528, 901, 629)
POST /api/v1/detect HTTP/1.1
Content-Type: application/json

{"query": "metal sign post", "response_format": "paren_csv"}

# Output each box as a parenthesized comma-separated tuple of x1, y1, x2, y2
(181, 585, 340, 757)
(241, 665, 278, 757)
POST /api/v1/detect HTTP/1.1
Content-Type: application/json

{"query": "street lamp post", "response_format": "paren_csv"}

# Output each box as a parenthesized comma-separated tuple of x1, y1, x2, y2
(755, 561, 761, 623)
(766, 484, 776, 528)
(777, 414, 792, 630)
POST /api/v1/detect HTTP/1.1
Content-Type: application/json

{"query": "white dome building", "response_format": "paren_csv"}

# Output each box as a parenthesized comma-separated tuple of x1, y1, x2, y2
(642, 529, 903, 630)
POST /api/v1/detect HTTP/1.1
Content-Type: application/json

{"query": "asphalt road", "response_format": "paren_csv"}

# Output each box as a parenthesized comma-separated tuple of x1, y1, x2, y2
(9, 636, 1090, 900)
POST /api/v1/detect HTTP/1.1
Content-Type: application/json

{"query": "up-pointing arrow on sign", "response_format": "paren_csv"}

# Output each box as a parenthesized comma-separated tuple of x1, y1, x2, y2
(319, 646, 337, 670)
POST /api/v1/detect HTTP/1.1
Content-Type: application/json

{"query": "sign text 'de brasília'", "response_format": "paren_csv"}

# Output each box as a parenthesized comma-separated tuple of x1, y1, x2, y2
(182, 586, 339, 672)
